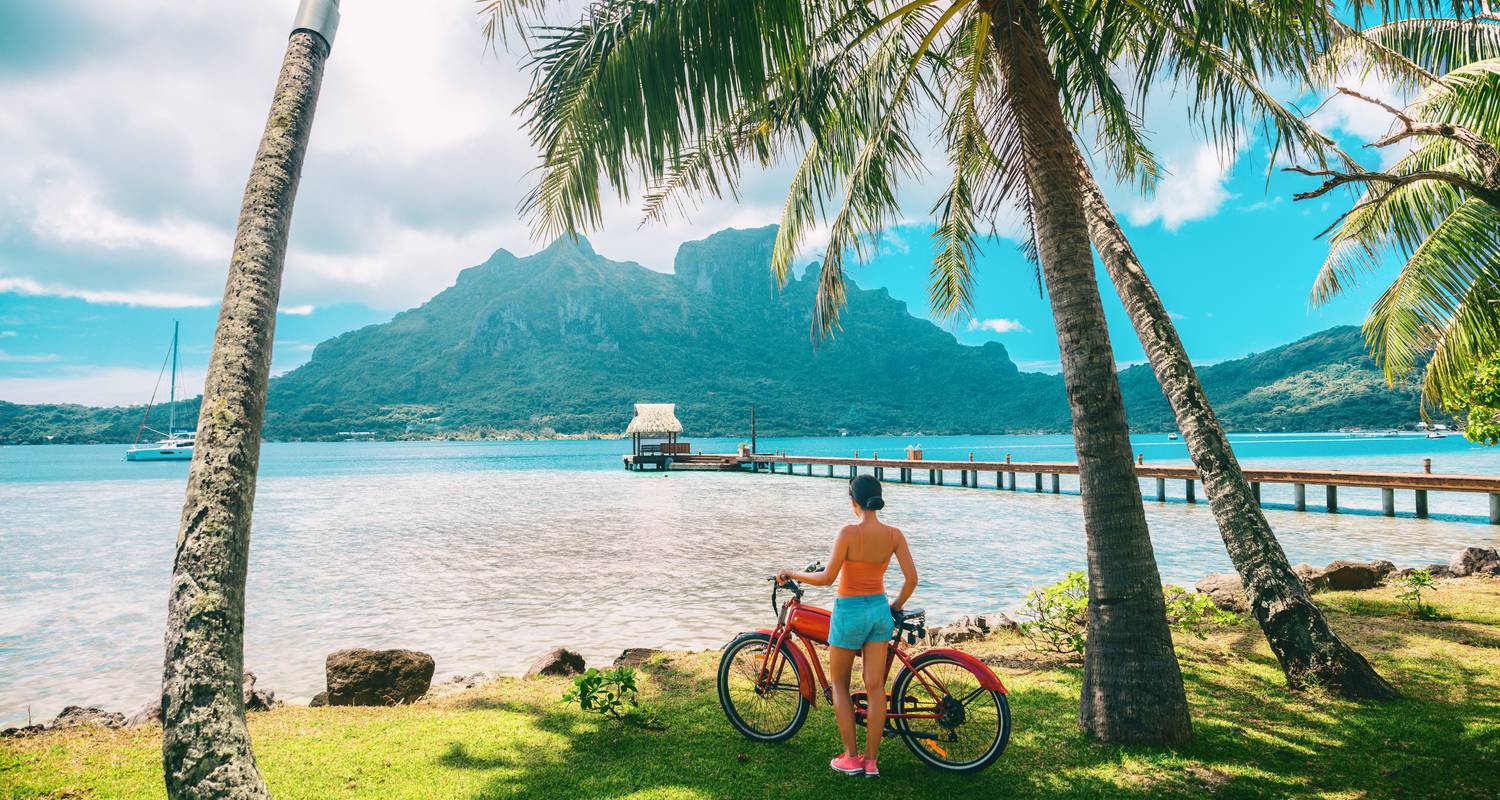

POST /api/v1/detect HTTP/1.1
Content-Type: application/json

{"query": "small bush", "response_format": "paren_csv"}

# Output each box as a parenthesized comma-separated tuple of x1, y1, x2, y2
(1018, 571, 1089, 656)
(1394, 569, 1442, 620)
(560, 667, 661, 728)
(1163, 585, 1242, 638)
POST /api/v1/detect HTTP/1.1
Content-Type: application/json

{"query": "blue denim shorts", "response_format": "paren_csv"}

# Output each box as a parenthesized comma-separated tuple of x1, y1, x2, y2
(828, 594, 894, 650)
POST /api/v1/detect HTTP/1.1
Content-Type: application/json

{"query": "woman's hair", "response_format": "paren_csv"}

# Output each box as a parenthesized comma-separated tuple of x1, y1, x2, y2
(849, 474, 885, 511)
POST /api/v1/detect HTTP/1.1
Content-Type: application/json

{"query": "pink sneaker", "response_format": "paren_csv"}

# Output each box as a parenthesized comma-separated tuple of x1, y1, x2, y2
(829, 754, 865, 775)
(863, 758, 880, 778)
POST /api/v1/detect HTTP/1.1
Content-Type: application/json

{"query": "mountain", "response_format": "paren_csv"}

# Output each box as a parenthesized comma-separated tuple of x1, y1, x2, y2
(0, 226, 1427, 444)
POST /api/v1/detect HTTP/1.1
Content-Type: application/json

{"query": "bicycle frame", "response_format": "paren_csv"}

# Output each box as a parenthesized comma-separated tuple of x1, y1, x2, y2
(754, 592, 1004, 720)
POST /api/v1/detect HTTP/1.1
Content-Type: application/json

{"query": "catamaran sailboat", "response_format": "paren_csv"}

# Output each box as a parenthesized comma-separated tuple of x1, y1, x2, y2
(125, 322, 195, 462)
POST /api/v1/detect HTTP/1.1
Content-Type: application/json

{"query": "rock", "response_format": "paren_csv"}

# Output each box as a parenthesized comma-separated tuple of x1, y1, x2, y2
(928, 616, 986, 645)
(1, 725, 45, 738)
(525, 647, 586, 678)
(309, 692, 328, 708)
(242, 671, 279, 712)
(1195, 573, 1250, 614)
(1292, 563, 1328, 592)
(1449, 547, 1500, 578)
(1424, 563, 1455, 579)
(122, 699, 161, 729)
(1319, 560, 1386, 591)
(613, 648, 661, 668)
(1370, 560, 1398, 582)
(975, 613, 1019, 634)
(50, 705, 124, 730)
(325, 648, 436, 706)
(424, 672, 494, 699)
(1480, 561, 1500, 576)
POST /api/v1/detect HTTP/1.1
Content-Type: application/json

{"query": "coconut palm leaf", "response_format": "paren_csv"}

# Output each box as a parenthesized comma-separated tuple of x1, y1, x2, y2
(1314, 16, 1500, 92)
(1365, 198, 1500, 396)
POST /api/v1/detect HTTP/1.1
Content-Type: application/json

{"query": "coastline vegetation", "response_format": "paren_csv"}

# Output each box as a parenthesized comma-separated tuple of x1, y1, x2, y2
(5, 578, 1497, 799)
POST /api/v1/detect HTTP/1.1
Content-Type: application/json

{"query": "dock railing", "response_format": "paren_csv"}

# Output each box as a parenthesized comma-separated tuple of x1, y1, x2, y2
(743, 453, 1500, 524)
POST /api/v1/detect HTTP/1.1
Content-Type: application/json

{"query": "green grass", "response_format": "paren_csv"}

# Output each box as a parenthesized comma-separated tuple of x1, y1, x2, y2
(5, 579, 1499, 799)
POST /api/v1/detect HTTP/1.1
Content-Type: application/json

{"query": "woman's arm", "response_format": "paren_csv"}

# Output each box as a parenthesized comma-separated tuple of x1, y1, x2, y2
(889, 530, 919, 611)
(779, 529, 849, 587)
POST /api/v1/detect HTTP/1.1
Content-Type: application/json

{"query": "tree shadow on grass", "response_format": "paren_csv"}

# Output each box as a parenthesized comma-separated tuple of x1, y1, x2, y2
(424, 628, 1500, 800)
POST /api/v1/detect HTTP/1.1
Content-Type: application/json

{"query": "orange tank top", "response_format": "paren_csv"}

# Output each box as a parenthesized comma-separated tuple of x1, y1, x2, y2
(838, 559, 890, 597)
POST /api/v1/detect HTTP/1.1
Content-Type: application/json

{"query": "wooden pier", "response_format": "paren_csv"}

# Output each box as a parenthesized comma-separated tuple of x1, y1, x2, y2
(730, 453, 1500, 525)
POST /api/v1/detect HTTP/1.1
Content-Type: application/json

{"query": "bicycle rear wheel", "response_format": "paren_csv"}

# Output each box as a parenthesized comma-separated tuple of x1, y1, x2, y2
(717, 632, 810, 742)
(890, 652, 1010, 772)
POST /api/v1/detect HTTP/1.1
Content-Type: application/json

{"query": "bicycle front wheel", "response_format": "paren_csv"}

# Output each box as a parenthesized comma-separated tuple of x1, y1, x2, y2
(717, 632, 810, 742)
(890, 652, 1011, 772)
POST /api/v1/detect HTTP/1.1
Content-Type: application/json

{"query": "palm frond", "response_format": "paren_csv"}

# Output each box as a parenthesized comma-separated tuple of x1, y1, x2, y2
(1365, 198, 1500, 396)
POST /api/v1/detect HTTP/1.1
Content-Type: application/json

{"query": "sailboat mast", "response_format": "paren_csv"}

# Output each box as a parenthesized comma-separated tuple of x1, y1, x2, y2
(168, 321, 179, 433)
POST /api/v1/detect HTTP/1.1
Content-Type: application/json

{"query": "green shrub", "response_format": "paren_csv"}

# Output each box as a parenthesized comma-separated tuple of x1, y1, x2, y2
(1018, 571, 1089, 657)
(560, 667, 662, 728)
(1163, 585, 1242, 638)
(1394, 569, 1442, 620)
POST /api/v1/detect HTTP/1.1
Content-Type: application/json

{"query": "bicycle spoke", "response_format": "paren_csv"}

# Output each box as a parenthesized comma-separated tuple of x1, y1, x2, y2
(897, 659, 1005, 767)
(723, 641, 802, 737)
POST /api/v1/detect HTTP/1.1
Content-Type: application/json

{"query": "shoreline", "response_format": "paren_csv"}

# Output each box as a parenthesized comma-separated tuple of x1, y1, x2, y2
(8, 546, 1495, 735)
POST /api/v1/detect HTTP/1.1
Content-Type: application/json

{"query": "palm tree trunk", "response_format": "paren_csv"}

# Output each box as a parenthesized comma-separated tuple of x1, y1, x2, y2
(1074, 155, 1399, 699)
(161, 26, 332, 799)
(987, 0, 1192, 745)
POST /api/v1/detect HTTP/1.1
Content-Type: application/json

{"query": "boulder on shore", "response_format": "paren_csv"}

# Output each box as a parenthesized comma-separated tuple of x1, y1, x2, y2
(425, 673, 495, 700)
(1319, 560, 1388, 591)
(1449, 547, 1500, 578)
(525, 647, 586, 678)
(1292, 563, 1329, 592)
(50, 706, 123, 730)
(309, 692, 328, 708)
(242, 671, 279, 711)
(975, 612, 1020, 634)
(122, 699, 162, 729)
(613, 648, 662, 668)
(325, 648, 435, 706)
(1195, 573, 1250, 614)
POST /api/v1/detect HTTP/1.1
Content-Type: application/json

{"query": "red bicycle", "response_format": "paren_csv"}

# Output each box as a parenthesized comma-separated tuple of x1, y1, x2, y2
(717, 563, 1011, 773)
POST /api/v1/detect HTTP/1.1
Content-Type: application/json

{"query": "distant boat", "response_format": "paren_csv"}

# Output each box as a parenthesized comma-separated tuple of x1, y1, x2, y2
(126, 322, 195, 462)
(1167, 432, 1179, 441)
(1425, 431, 1447, 440)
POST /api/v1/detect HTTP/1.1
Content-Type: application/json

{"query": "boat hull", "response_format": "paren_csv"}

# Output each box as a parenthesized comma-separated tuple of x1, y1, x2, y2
(125, 447, 193, 461)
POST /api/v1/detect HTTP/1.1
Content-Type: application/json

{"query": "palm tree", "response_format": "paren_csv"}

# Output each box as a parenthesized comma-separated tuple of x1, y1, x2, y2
(1298, 13, 1500, 422)
(492, 0, 1413, 708)
(495, 0, 1201, 742)
(160, 2, 339, 796)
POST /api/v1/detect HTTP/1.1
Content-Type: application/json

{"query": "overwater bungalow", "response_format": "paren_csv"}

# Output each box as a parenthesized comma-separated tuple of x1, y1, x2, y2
(624, 403, 687, 470)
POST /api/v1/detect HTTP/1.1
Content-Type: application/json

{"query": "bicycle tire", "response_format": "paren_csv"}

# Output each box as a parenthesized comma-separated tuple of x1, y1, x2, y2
(717, 632, 811, 742)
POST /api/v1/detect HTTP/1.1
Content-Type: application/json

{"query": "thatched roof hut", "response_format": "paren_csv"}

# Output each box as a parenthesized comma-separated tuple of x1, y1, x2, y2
(625, 403, 683, 436)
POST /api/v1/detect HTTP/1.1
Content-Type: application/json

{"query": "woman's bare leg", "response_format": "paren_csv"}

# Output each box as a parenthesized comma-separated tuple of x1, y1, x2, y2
(828, 645, 859, 757)
(861, 640, 890, 761)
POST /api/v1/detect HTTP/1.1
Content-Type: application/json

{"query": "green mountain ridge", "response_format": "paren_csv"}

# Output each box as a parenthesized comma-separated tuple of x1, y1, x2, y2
(0, 226, 1423, 444)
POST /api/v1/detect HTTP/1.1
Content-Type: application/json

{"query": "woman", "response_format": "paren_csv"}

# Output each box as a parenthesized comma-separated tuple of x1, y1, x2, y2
(778, 474, 918, 779)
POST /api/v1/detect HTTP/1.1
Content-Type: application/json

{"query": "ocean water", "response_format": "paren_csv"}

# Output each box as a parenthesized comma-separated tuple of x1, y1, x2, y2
(1, 433, 1497, 726)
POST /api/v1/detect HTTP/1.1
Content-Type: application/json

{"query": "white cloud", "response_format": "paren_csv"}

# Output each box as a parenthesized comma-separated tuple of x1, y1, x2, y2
(0, 277, 215, 308)
(1125, 145, 1238, 231)
(277, 304, 315, 316)
(1168, 310, 1186, 320)
(0, 349, 61, 363)
(0, 331, 16, 338)
(967, 317, 1027, 334)
(0, 365, 208, 406)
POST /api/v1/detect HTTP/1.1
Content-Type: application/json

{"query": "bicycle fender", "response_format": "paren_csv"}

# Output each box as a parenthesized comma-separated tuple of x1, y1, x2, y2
(921, 648, 1007, 694)
(756, 628, 817, 705)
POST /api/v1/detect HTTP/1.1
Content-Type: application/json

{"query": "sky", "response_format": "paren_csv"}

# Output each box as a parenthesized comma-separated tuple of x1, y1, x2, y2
(0, 0, 1408, 405)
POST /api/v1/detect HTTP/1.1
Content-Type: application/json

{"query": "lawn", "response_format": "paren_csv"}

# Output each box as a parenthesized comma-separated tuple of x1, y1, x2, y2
(3, 579, 1498, 799)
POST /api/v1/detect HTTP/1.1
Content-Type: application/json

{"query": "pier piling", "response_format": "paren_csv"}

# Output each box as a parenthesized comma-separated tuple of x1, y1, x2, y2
(1294, 483, 1306, 511)
(1326, 485, 1339, 513)
(1034, 473, 1043, 492)
(1051, 474, 1060, 493)
(1491, 494, 1500, 525)
(1382, 488, 1395, 516)
(1416, 489, 1429, 518)
(1252, 482, 1261, 505)
(1155, 477, 1166, 501)
(1185, 480, 1196, 504)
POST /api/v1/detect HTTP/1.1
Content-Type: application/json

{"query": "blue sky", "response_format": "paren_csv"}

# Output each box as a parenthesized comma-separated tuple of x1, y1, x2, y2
(0, 1, 1404, 405)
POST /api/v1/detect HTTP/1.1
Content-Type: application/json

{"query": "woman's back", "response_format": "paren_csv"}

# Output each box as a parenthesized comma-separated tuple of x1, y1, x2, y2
(838, 521, 901, 597)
